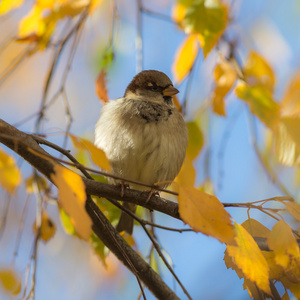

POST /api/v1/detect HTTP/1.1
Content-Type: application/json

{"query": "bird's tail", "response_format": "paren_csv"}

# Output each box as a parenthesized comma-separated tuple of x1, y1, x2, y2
(116, 202, 137, 235)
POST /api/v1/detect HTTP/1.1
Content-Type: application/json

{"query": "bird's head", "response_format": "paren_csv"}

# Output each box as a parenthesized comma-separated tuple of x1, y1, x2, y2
(124, 70, 179, 105)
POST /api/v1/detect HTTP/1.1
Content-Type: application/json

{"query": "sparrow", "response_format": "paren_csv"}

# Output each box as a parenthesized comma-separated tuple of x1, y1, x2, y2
(95, 70, 188, 234)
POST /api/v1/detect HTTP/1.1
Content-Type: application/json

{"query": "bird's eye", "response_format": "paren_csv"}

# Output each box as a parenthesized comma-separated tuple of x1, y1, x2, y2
(147, 82, 160, 91)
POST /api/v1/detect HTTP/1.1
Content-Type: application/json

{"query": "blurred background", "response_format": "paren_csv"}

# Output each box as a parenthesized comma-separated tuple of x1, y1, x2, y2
(1, 0, 300, 299)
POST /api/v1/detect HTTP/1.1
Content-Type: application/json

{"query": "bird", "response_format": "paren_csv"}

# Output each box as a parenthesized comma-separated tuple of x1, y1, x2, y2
(95, 70, 188, 234)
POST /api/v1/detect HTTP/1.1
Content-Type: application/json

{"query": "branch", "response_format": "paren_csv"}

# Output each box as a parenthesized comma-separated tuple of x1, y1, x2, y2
(0, 119, 179, 300)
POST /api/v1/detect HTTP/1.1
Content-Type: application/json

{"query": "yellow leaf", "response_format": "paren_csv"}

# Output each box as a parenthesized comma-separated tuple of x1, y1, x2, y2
(244, 51, 276, 92)
(281, 277, 300, 299)
(172, 2, 188, 24)
(37, 0, 56, 9)
(0, 0, 24, 14)
(177, 185, 235, 244)
(51, 164, 92, 241)
(227, 223, 271, 295)
(173, 34, 199, 83)
(182, 0, 228, 57)
(69, 134, 111, 171)
(281, 72, 300, 116)
(268, 220, 300, 282)
(33, 212, 56, 242)
(212, 60, 237, 116)
(235, 81, 281, 129)
(95, 70, 109, 104)
(275, 116, 300, 166)
(0, 268, 21, 296)
(175, 156, 196, 187)
(242, 220, 286, 281)
(186, 121, 204, 160)
(263, 251, 285, 281)
(90, 0, 104, 13)
(0, 147, 22, 194)
(18, 5, 46, 38)
(241, 218, 270, 238)
(224, 249, 264, 299)
(25, 174, 48, 194)
(285, 201, 300, 221)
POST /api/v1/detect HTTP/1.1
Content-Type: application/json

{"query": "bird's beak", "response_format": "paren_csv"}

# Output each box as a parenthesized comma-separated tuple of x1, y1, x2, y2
(163, 86, 179, 96)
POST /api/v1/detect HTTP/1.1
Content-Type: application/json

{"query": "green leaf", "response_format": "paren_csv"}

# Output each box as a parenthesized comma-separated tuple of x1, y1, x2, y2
(90, 233, 107, 264)
(59, 208, 76, 236)
(186, 121, 204, 160)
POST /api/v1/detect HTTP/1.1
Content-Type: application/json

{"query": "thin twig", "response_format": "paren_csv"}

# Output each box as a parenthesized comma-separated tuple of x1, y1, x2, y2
(0, 193, 10, 239)
(107, 198, 192, 300)
(12, 194, 31, 266)
(35, 8, 89, 132)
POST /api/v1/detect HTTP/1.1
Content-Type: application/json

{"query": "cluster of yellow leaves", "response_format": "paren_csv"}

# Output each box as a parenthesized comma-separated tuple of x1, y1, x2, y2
(172, 0, 228, 82)
(209, 50, 300, 169)
(174, 119, 300, 298)
(0, 0, 104, 49)
(235, 51, 280, 129)
(224, 218, 300, 299)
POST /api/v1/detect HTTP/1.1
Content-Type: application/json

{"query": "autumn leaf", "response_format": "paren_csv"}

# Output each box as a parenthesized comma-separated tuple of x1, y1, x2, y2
(212, 60, 237, 116)
(18, 5, 47, 39)
(268, 220, 300, 283)
(284, 201, 300, 221)
(281, 72, 300, 116)
(17, 0, 103, 48)
(281, 277, 300, 299)
(242, 219, 287, 282)
(172, 2, 188, 25)
(275, 116, 300, 166)
(224, 249, 266, 299)
(173, 34, 199, 83)
(0, 147, 22, 194)
(244, 51, 276, 92)
(242, 218, 270, 238)
(33, 212, 56, 242)
(177, 185, 235, 244)
(25, 173, 48, 194)
(51, 164, 92, 241)
(227, 223, 271, 295)
(69, 134, 111, 171)
(0, 0, 24, 15)
(90, 233, 107, 265)
(186, 121, 204, 160)
(175, 156, 196, 187)
(235, 81, 280, 129)
(0, 268, 21, 296)
(95, 70, 109, 104)
(182, 0, 228, 57)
